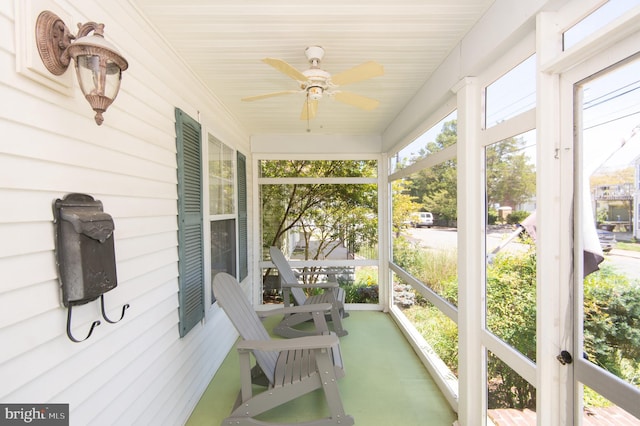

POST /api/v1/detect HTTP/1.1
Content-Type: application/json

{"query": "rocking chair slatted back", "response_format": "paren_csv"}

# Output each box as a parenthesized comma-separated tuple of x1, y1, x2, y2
(212, 272, 278, 385)
(269, 246, 307, 306)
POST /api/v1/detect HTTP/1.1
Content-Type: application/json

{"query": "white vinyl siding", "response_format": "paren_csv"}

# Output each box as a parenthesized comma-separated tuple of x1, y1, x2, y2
(0, 2, 246, 425)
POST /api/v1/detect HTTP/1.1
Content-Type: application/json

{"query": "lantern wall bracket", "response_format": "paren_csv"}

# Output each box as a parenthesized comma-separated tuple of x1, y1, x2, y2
(34, 10, 128, 125)
(35, 11, 102, 76)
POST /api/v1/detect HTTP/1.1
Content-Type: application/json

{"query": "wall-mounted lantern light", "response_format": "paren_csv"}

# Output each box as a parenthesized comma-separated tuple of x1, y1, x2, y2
(35, 10, 128, 125)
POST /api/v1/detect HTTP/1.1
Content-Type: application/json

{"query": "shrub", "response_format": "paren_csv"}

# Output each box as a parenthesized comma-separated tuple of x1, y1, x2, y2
(487, 247, 537, 362)
(583, 266, 640, 381)
(403, 303, 459, 374)
(485, 246, 537, 408)
(344, 283, 379, 303)
(488, 208, 498, 225)
(396, 234, 640, 409)
(506, 210, 531, 225)
(344, 267, 379, 303)
(393, 237, 427, 273)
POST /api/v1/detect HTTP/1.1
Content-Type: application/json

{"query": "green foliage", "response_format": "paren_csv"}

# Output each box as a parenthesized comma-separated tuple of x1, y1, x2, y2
(596, 207, 609, 223)
(392, 237, 428, 273)
(398, 236, 640, 409)
(487, 353, 536, 410)
(393, 237, 458, 305)
(486, 137, 536, 209)
(583, 266, 640, 382)
(505, 210, 530, 225)
(485, 246, 537, 409)
(344, 284, 379, 304)
(487, 247, 537, 364)
(391, 180, 421, 236)
(260, 159, 378, 259)
(487, 208, 498, 225)
(406, 120, 458, 222)
(403, 121, 535, 225)
(403, 304, 459, 373)
(344, 267, 379, 303)
(614, 241, 640, 252)
(583, 386, 611, 408)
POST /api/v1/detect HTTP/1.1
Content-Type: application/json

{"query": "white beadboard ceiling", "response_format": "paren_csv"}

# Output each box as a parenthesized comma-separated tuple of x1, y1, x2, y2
(131, 0, 495, 136)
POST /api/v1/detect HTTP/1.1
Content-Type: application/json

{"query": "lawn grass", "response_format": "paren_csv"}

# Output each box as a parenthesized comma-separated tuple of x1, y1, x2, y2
(615, 241, 640, 252)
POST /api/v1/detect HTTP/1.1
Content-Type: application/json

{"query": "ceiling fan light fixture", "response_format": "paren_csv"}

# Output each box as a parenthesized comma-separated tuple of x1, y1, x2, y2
(244, 46, 384, 120)
(308, 86, 323, 101)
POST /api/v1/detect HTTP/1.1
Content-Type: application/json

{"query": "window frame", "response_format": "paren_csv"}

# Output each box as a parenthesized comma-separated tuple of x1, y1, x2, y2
(254, 154, 383, 307)
(202, 129, 248, 309)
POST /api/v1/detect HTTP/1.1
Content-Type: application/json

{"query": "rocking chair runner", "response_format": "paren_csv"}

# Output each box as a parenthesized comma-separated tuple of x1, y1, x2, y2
(269, 247, 348, 338)
(212, 272, 354, 426)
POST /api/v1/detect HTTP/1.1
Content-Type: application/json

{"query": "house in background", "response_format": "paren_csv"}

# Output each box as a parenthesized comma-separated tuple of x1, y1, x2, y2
(2, 0, 640, 425)
(591, 126, 640, 234)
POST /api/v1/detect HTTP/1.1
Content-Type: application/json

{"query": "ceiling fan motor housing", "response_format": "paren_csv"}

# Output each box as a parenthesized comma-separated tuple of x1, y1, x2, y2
(302, 67, 330, 99)
(305, 45, 325, 62)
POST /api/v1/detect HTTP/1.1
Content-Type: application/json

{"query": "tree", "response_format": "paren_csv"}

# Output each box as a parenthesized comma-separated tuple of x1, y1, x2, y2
(405, 120, 536, 223)
(391, 180, 420, 236)
(260, 160, 378, 260)
(486, 137, 536, 209)
(407, 120, 458, 222)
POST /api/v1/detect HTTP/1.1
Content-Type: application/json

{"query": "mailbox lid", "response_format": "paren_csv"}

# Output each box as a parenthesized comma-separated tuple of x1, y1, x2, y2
(59, 209, 114, 243)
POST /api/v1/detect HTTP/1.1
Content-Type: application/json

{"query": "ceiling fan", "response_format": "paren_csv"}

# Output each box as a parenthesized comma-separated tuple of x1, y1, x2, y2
(241, 46, 384, 120)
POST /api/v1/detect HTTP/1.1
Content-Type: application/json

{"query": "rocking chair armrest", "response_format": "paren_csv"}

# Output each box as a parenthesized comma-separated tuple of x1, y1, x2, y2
(237, 335, 339, 352)
(281, 281, 339, 289)
(259, 303, 332, 317)
(296, 269, 337, 277)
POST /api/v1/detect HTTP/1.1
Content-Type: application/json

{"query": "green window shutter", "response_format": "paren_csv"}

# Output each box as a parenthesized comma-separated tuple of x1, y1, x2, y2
(237, 151, 248, 281)
(175, 108, 204, 337)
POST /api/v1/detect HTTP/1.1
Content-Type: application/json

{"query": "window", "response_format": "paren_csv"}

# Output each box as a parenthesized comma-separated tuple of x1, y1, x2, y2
(208, 135, 234, 215)
(237, 151, 248, 281)
(175, 108, 205, 337)
(484, 55, 536, 128)
(210, 218, 236, 298)
(258, 159, 379, 304)
(390, 111, 459, 378)
(208, 135, 240, 295)
(563, 0, 640, 50)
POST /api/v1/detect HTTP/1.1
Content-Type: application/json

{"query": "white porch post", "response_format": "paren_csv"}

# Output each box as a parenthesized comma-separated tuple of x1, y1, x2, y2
(536, 11, 569, 426)
(379, 152, 391, 312)
(454, 76, 486, 425)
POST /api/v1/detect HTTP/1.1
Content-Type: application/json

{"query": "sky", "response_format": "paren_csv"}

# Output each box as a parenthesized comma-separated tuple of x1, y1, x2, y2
(392, 0, 640, 176)
(583, 59, 640, 174)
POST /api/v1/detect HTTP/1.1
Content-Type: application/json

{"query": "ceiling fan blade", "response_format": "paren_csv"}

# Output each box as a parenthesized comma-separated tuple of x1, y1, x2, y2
(330, 61, 384, 86)
(333, 91, 380, 111)
(262, 58, 308, 82)
(300, 99, 318, 120)
(241, 90, 300, 102)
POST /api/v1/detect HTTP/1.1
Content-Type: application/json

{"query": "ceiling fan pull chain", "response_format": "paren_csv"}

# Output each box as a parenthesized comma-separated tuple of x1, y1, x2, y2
(306, 93, 311, 132)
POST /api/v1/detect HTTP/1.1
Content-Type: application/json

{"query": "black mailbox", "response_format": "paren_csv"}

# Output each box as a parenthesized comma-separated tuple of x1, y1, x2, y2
(53, 193, 128, 342)
(54, 193, 117, 305)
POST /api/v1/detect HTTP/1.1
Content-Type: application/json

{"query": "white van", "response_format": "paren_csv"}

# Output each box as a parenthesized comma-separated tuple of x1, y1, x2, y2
(411, 212, 433, 228)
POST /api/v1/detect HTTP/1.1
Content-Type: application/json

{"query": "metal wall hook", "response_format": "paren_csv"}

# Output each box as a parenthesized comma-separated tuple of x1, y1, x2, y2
(100, 295, 130, 324)
(66, 306, 101, 343)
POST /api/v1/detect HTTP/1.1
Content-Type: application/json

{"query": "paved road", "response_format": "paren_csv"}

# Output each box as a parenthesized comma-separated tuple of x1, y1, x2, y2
(406, 226, 640, 280)
(605, 248, 640, 279)
(405, 226, 529, 253)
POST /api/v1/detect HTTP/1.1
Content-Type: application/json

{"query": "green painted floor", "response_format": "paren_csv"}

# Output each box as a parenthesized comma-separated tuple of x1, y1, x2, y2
(186, 311, 457, 425)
